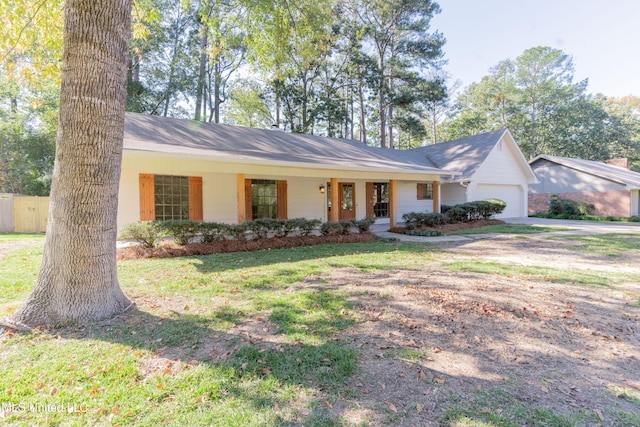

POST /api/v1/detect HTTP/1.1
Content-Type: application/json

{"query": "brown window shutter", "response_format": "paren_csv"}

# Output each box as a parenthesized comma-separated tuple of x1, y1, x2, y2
(417, 183, 424, 200)
(366, 182, 374, 217)
(277, 180, 288, 219)
(244, 179, 252, 221)
(139, 174, 155, 220)
(189, 176, 203, 221)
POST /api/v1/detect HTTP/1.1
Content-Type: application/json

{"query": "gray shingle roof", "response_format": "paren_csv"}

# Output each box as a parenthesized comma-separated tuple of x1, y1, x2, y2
(531, 155, 640, 189)
(123, 112, 449, 175)
(403, 129, 509, 180)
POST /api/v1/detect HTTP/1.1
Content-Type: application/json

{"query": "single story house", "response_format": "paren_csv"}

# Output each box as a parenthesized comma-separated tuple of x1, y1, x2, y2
(529, 155, 640, 217)
(118, 114, 536, 230)
(118, 112, 454, 230)
(402, 129, 538, 218)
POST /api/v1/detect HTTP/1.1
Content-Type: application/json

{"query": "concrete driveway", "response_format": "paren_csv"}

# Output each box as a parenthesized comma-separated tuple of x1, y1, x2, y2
(372, 217, 640, 242)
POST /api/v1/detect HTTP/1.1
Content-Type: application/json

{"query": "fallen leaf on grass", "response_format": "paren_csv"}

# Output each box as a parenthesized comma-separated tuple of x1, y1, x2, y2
(593, 409, 604, 421)
(324, 401, 333, 409)
(385, 401, 398, 413)
(416, 404, 423, 413)
(433, 377, 445, 385)
(418, 370, 427, 380)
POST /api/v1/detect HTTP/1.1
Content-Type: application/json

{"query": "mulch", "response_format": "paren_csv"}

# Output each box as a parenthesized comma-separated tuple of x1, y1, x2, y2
(389, 219, 505, 234)
(117, 233, 377, 260)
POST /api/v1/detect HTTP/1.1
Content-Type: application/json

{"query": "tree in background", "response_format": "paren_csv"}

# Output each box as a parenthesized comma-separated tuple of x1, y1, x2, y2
(224, 77, 273, 128)
(8, 0, 132, 328)
(356, 0, 445, 148)
(0, 75, 58, 195)
(440, 46, 639, 164)
(0, 0, 63, 195)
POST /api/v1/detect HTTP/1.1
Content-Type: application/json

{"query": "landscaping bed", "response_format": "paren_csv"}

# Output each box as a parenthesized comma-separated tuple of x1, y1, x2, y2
(389, 218, 505, 235)
(117, 232, 376, 260)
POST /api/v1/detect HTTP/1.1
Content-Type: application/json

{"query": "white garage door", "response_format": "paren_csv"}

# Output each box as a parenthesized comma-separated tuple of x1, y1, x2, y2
(473, 184, 524, 218)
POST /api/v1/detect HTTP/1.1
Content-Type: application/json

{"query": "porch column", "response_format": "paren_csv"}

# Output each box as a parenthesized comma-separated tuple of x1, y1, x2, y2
(389, 179, 397, 228)
(237, 173, 246, 223)
(329, 177, 339, 222)
(433, 180, 440, 213)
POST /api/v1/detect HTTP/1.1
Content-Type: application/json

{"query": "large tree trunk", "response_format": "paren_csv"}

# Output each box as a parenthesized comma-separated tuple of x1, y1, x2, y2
(11, 0, 132, 328)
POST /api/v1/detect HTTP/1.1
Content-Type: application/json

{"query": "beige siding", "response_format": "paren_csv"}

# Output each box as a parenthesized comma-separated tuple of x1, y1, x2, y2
(119, 152, 443, 229)
(396, 181, 435, 220)
(474, 138, 530, 184)
(465, 136, 531, 217)
(441, 183, 467, 206)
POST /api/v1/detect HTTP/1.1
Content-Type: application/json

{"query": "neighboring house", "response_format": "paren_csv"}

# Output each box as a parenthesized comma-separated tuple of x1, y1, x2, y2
(403, 129, 538, 218)
(118, 112, 454, 230)
(529, 155, 640, 217)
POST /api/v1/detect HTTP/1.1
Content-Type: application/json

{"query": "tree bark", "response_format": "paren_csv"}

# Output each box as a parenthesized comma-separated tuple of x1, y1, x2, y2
(12, 0, 132, 328)
(357, 76, 366, 145)
(194, 30, 208, 122)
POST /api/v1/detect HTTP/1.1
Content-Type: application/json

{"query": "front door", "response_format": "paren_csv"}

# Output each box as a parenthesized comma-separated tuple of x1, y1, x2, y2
(339, 183, 355, 220)
(328, 182, 355, 220)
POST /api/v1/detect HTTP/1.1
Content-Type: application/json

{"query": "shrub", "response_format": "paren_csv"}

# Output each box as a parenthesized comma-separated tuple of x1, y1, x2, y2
(404, 199, 506, 228)
(402, 212, 447, 228)
(629, 216, 640, 223)
(445, 206, 469, 223)
(160, 220, 201, 245)
(481, 199, 507, 218)
(274, 219, 297, 237)
(200, 222, 227, 242)
(119, 221, 165, 248)
(245, 218, 275, 239)
(320, 221, 342, 236)
(338, 219, 353, 235)
(295, 218, 321, 236)
(353, 217, 376, 233)
(547, 195, 594, 218)
(226, 223, 248, 240)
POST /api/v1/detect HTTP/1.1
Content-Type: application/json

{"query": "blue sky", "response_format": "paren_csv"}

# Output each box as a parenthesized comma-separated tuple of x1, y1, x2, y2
(431, 0, 640, 98)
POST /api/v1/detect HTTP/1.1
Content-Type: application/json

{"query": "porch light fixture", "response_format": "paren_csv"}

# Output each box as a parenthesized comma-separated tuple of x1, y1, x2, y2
(319, 184, 326, 193)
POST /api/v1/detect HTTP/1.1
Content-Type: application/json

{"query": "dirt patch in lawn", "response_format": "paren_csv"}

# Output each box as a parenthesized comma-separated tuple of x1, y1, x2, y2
(329, 236, 640, 426)
(0, 240, 42, 259)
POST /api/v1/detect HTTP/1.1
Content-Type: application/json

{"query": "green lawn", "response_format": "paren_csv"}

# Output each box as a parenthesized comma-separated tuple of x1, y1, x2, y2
(1, 235, 638, 426)
(0, 240, 438, 426)
(445, 223, 571, 235)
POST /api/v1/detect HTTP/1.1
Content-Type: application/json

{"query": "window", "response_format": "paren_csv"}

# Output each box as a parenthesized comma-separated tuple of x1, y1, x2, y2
(139, 174, 202, 221)
(154, 175, 190, 220)
(372, 182, 389, 217)
(417, 183, 433, 200)
(251, 179, 277, 219)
